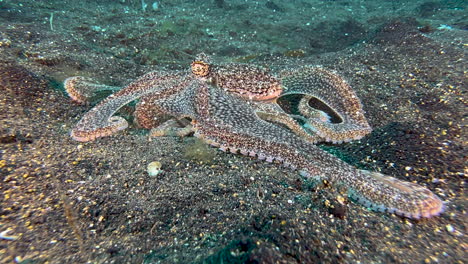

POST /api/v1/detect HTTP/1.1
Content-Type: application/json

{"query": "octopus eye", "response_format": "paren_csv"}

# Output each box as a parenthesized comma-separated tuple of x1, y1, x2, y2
(191, 60, 210, 77)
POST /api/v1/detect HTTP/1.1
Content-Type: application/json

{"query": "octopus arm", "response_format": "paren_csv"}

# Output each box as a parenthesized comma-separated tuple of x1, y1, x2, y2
(193, 86, 443, 219)
(64, 76, 120, 104)
(280, 67, 372, 143)
(69, 71, 186, 142)
(253, 102, 323, 144)
(134, 95, 172, 129)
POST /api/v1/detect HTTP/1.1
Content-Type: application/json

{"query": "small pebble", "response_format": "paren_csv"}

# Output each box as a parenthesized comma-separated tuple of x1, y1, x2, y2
(445, 224, 454, 233)
(147, 161, 162, 176)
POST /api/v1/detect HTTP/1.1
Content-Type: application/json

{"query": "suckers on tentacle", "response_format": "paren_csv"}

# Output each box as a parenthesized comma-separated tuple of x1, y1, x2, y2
(193, 82, 443, 219)
(194, 120, 444, 219)
(67, 56, 444, 219)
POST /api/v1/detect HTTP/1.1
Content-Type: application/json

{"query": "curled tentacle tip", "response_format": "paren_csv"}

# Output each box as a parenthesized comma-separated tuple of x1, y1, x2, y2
(393, 185, 445, 219)
(70, 116, 128, 142)
(393, 200, 444, 220)
(352, 194, 444, 219)
(350, 171, 445, 219)
(413, 196, 445, 219)
(64, 76, 92, 104)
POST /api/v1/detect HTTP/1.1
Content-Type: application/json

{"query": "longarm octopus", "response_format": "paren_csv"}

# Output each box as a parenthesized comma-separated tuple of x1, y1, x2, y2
(65, 54, 444, 219)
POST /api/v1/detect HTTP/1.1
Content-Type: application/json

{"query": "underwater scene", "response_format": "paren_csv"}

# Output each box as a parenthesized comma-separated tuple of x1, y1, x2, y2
(0, 0, 466, 263)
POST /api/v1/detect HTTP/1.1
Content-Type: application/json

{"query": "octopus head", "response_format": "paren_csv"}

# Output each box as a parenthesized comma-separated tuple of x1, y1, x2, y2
(212, 63, 283, 101)
(190, 53, 282, 101)
(191, 53, 213, 80)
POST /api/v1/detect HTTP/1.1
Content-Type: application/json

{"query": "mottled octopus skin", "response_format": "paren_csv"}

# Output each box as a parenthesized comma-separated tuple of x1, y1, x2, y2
(66, 56, 444, 219)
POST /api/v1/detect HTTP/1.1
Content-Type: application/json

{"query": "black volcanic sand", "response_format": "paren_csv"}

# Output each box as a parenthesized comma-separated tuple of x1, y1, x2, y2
(0, 0, 466, 263)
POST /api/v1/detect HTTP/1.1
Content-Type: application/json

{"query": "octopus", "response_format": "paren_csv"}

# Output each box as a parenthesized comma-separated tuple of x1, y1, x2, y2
(65, 54, 444, 219)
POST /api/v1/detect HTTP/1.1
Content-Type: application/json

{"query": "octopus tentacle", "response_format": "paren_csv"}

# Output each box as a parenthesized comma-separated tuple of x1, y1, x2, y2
(298, 95, 371, 143)
(64, 76, 120, 104)
(280, 66, 372, 143)
(70, 71, 187, 142)
(253, 102, 323, 144)
(134, 95, 172, 129)
(348, 170, 444, 218)
(193, 85, 443, 219)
